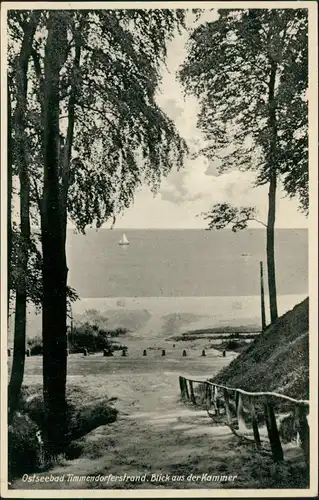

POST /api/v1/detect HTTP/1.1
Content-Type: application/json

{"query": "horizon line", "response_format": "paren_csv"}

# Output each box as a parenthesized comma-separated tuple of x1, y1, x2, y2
(66, 226, 309, 231)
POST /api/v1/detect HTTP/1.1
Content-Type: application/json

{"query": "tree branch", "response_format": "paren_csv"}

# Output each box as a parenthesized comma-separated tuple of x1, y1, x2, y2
(250, 217, 267, 228)
(31, 178, 43, 219)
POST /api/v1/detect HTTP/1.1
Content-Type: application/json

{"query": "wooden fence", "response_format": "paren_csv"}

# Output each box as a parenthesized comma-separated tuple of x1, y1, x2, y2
(179, 376, 309, 465)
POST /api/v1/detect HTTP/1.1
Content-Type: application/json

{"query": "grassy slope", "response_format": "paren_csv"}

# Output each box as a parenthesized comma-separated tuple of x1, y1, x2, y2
(212, 298, 309, 400)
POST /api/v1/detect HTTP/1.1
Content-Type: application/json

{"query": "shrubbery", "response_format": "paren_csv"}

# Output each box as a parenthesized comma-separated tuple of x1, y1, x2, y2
(27, 335, 43, 355)
(226, 339, 240, 350)
(25, 323, 128, 355)
(8, 412, 42, 479)
(68, 323, 112, 353)
(8, 386, 118, 481)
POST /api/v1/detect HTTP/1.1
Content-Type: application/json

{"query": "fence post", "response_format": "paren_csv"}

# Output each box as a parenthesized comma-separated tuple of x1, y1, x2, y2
(184, 378, 190, 400)
(223, 388, 233, 427)
(205, 383, 211, 411)
(263, 400, 284, 462)
(179, 376, 185, 399)
(214, 386, 220, 415)
(295, 405, 309, 466)
(249, 397, 261, 448)
(237, 393, 247, 433)
(189, 380, 196, 405)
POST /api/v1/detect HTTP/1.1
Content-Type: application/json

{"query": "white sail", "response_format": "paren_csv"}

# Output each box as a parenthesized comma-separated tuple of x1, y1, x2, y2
(119, 233, 129, 245)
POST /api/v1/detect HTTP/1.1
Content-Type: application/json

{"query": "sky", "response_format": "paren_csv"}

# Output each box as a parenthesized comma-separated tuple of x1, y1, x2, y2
(114, 11, 308, 230)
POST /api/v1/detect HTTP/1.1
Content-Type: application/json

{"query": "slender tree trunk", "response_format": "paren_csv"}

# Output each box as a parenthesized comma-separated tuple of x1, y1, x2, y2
(7, 82, 12, 315)
(60, 21, 82, 247)
(41, 12, 68, 453)
(266, 59, 278, 323)
(8, 15, 39, 425)
(267, 170, 278, 322)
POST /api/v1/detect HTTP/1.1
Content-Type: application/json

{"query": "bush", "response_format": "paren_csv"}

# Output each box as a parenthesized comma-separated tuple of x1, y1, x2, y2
(227, 339, 239, 350)
(109, 327, 128, 337)
(67, 400, 118, 441)
(25, 322, 129, 357)
(8, 413, 42, 480)
(68, 323, 127, 353)
(27, 336, 43, 355)
(9, 386, 119, 480)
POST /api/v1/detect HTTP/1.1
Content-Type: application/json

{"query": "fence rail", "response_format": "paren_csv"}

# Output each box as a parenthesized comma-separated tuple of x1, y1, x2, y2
(179, 375, 309, 465)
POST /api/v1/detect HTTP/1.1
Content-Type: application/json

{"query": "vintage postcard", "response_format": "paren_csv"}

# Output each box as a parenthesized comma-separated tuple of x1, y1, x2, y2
(1, 1, 318, 498)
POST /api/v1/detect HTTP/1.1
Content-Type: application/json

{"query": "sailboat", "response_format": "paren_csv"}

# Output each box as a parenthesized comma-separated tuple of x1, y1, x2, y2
(119, 233, 129, 246)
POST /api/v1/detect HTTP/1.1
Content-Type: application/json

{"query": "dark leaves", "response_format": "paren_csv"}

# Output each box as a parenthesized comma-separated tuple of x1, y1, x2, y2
(180, 8, 308, 213)
(201, 202, 264, 232)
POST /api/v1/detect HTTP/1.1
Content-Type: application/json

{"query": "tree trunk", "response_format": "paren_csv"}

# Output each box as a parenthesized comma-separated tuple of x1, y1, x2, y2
(8, 15, 39, 425)
(267, 171, 278, 323)
(41, 12, 69, 454)
(60, 21, 82, 246)
(7, 81, 12, 314)
(266, 59, 278, 323)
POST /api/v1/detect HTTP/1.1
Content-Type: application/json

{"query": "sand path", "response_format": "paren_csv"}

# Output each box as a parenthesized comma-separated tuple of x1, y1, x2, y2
(11, 343, 306, 491)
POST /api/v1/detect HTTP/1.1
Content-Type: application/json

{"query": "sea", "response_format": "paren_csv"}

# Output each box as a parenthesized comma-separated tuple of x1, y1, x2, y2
(8, 228, 308, 341)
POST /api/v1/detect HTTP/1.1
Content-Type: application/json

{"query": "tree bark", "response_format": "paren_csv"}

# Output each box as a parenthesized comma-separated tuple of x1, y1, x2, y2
(60, 20, 82, 247)
(7, 81, 12, 314)
(266, 59, 278, 323)
(8, 14, 39, 425)
(267, 171, 278, 323)
(41, 12, 68, 453)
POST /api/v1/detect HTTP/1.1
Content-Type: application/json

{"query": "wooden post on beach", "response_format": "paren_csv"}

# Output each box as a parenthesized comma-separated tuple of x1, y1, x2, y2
(260, 261, 266, 332)
(182, 349, 187, 357)
(162, 349, 166, 356)
(263, 400, 284, 462)
(143, 349, 147, 356)
(201, 349, 206, 357)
